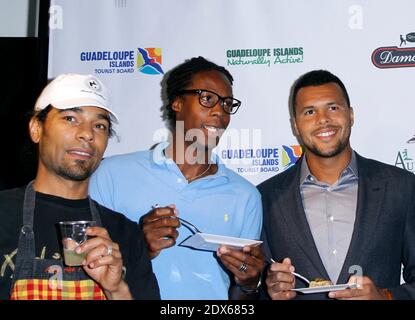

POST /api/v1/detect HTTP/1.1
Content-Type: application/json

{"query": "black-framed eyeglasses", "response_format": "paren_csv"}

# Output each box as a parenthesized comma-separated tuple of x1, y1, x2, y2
(178, 89, 241, 115)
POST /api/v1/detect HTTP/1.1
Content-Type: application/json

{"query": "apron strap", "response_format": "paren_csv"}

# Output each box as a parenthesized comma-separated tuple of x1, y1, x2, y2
(89, 198, 102, 227)
(16, 181, 37, 261)
(17, 182, 103, 261)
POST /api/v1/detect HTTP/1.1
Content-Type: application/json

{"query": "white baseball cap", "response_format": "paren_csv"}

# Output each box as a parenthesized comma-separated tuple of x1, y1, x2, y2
(34, 73, 119, 123)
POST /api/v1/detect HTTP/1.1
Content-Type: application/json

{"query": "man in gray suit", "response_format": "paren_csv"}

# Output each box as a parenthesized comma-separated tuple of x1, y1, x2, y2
(259, 70, 415, 300)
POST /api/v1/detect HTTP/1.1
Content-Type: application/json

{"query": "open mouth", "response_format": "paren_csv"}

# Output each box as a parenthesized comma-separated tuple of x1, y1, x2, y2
(203, 125, 223, 134)
(315, 130, 336, 138)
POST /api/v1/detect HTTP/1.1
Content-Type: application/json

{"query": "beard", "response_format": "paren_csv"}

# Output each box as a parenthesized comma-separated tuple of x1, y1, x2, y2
(303, 129, 351, 158)
(306, 139, 349, 158)
(57, 159, 94, 181)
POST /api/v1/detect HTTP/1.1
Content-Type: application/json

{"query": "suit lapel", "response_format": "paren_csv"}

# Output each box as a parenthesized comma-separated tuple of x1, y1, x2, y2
(277, 160, 331, 280)
(337, 154, 386, 284)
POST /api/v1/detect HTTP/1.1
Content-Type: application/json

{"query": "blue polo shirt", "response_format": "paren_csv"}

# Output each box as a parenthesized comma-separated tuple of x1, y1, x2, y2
(89, 142, 262, 299)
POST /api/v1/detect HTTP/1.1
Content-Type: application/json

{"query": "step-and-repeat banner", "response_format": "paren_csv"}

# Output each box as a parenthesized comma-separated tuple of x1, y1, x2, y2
(48, 0, 415, 185)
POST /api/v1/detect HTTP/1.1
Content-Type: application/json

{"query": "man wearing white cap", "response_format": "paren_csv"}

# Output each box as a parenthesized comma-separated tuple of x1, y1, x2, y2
(0, 74, 160, 300)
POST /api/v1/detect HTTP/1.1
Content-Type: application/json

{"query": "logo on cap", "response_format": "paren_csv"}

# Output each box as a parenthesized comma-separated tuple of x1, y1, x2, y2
(86, 77, 102, 92)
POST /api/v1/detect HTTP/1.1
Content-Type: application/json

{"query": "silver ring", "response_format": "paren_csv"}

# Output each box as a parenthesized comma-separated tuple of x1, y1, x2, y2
(107, 244, 113, 256)
(238, 262, 248, 273)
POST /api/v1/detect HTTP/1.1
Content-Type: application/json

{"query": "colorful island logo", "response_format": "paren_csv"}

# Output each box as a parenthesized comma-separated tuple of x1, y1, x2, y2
(137, 48, 164, 75)
(281, 145, 303, 169)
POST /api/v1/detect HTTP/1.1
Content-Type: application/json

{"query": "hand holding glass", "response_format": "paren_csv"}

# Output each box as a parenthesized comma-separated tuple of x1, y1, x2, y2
(59, 221, 96, 266)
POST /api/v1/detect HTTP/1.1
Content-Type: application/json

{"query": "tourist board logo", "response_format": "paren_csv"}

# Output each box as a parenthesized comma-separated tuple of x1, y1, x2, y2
(226, 47, 304, 67)
(137, 48, 164, 75)
(79, 47, 163, 75)
(281, 145, 303, 169)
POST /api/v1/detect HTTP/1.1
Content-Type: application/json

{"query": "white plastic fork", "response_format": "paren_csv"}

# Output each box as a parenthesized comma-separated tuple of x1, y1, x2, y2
(269, 258, 310, 284)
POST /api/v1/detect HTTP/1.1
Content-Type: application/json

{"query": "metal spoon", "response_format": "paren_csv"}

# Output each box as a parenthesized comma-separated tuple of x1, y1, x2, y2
(176, 217, 202, 234)
(152, 204, 202, 233)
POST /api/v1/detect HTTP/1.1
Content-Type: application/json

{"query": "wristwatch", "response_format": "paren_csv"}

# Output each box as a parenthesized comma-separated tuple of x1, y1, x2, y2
(237, 276, 262, 295)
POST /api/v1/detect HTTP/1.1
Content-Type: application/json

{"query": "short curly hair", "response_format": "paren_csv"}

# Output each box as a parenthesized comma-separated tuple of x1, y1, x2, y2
(161, 56, 234, 129)
(291, 70, 350, 117)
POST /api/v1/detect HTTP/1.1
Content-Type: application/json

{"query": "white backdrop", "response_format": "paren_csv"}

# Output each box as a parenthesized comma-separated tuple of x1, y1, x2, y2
(48, 0, 415, 185)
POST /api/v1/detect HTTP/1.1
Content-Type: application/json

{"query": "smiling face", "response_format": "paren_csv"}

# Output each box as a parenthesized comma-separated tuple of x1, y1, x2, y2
(171, 70, 232, 150)
(293, 82, 354, 159)
(30, 106, 110, 182)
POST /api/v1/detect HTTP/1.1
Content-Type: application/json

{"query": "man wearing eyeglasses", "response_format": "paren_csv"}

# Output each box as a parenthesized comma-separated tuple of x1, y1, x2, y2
(89, 56, 265, 300)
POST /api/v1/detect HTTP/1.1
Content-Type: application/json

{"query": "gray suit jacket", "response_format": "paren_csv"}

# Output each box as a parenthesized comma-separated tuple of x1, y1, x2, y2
(258, 153, 415, 299)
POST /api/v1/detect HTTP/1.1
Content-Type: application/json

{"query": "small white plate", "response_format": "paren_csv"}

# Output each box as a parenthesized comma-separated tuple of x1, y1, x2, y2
(179, 233, 262, 252)
(292, 283, 358, 294)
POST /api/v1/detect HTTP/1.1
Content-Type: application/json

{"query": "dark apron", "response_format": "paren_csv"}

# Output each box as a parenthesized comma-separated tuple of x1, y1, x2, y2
(10, 181, 106, 300)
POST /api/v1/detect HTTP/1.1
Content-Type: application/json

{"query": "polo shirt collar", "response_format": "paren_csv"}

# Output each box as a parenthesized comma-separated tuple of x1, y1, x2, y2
(150, 142, 229, 181)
